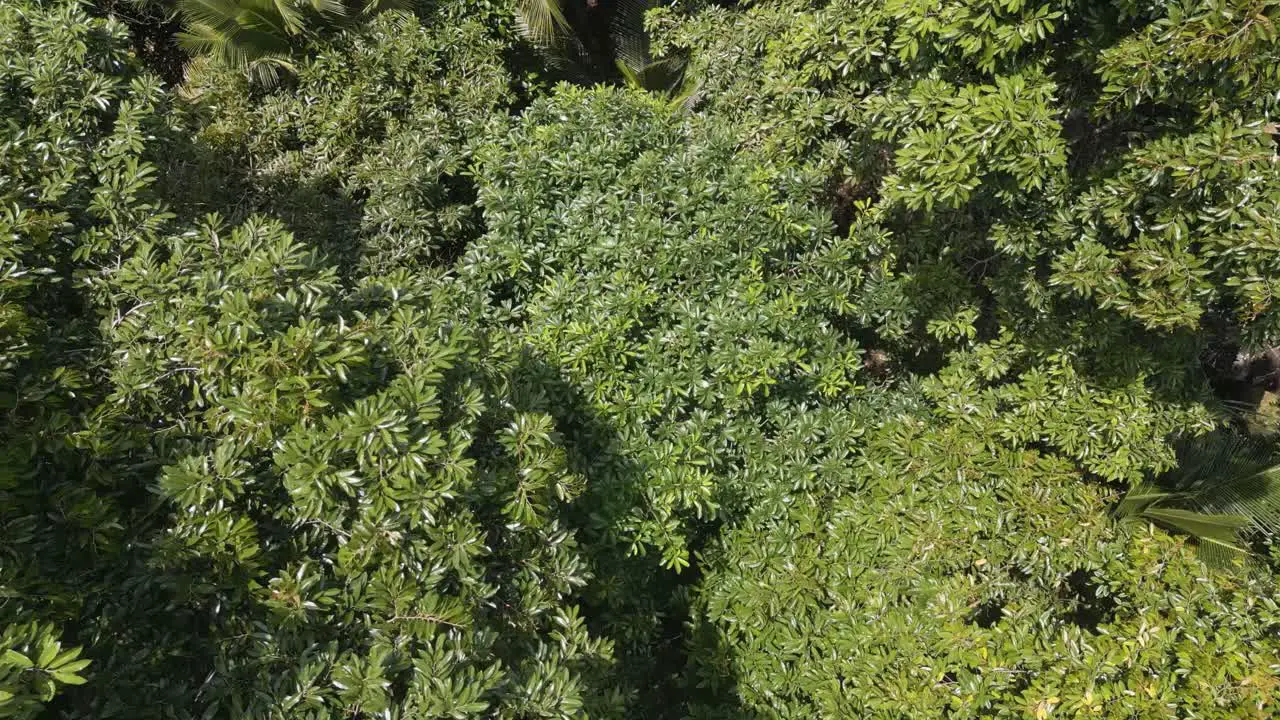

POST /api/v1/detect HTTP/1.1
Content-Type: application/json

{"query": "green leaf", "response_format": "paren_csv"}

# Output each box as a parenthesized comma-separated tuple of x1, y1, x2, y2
(1142, 508, 1250, 542)
(3, 650, 32, 669)
(51, 671, 89, 686)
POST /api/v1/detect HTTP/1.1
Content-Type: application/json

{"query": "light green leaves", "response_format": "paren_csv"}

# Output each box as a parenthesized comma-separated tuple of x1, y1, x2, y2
(91, 208, 616, 716)
(465, 86, 872, 569)
(0, 625, 90, 719)
(881, 72, 1067, 212)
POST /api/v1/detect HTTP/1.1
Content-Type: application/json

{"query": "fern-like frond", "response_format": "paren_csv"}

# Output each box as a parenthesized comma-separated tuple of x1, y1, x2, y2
(1163, 431, 1275, 490)
(302, 0, 346, 19)
(1115, 484, 1173, 517)
(177, 0, 298, 83)
(516, 0, 572, 48)
(1141, 508, 1250, 543)
(176, 0, 245, 34)
(267, 0, 307, 35)
(604, 0, 650, 71)
(236, 3, 295, 40)
(1204, 464, 1280, 533)
(1194, 534, 1255, 571)
(357, 0, 407, 18)
(246, 56, 294, 88)
(1118, 430, 1280, 571)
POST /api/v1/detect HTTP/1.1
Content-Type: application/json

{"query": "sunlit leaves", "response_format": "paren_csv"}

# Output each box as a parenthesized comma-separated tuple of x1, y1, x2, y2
(465, 86, 879, 569)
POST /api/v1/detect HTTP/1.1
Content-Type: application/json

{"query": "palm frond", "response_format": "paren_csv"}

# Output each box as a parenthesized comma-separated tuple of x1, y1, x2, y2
(516, 0, 573, 48)
(1141, 507, 1250, 542)
(357, 0, 407, 18)
(1161, 431, 1275, 491)
(1115, 484, 1174, 517)
(176, 0, 246, 33)
(1195, 534, 1255, 571)
(607, 0, 653, 71)
(267, 0, 308, 35)
(236, 3, 295, 40)
(674, 79, 704, 113)
(246, 56, 294, 88)
(1203, 464, 1280, 533)
(1118, 430, 1280, 571)
(302, 0, 346, 18)
(616, 52, 702, 111)
(177, 0, 301, 84)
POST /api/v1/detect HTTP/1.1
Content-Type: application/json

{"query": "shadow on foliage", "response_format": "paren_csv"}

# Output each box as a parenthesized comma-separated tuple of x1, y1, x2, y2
(505, 352, 758, 717)
(158, 110, 491, 279)
(156, 130, 370, 274)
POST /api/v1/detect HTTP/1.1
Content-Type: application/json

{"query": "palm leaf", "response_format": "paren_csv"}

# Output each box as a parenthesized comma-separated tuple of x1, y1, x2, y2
(356, 0, 407, 18)
(513, 0, 701, 100)
(616, 53, 699, 109)
(303, 0, 346, 18)
(1114, 485, 1174, 517)
(516, 0, 573, 47)
(1118, 430, 1280, 571)
(177, 0, 304, 85)
(606, 0, 652, 71)
(176, 0, 246, 33)
(1195, 534, 1255, 570)
(1141, 508, 1250, 542)
(266, 0, 308, 35)
(236, 4, 295, 39)
(246, 56, 294, 88)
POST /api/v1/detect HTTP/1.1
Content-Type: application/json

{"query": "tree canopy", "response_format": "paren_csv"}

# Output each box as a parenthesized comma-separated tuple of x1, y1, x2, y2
(3, 0, 1280, 718)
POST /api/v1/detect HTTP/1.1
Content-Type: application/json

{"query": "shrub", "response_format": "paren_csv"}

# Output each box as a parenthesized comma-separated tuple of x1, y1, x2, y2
(179, 3, 526, 273)
(6, 0, 1280, 717)
(463, 86, 907, 571)
(687, 407, 1280, 718)
(1, 5, 623, 716)
(1, 3, 173, 713)
(656, 0, 1280, 355)
(76, 215, 623, 718)
(640, 1, 1280, 716)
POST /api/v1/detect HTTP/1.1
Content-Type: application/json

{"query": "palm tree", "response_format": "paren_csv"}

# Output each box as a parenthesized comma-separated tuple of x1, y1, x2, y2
(1118, 431, 1280, 570)
(176, 0, 301, 83)
(515, 0, 697, 100)
(176, 0, 395, 84)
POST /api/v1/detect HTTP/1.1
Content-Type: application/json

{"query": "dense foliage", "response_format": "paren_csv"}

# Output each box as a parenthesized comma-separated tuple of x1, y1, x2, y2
(1, 3, 173, 712)
(3, 0, 1279, 718)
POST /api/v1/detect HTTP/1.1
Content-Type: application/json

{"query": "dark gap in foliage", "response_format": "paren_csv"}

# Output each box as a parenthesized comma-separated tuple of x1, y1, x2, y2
(97, 0, 189, 85)
(1204, 334, 1280, 417)
(1082, 470, 1128, 497)
(1025, 439, 1055, 457)
(1058, 569, 1116, 633)
(679, 613, 769, 719)
(261, 178, 367, 276)
(505, 353, 706, 714)
(825, 316, 903, 381)
(1060, 104, 1198, 182)
(822, 173, 879, 239)
(1048, 1, 1192, 183)
(1007, 565, 1031, 582)
(435, 171, 487, 268)
(969, 599, 1004, 628)
(502, 43, 558, 116)
(972, 287, 1003, 344)
(903, 345, 948, 377)
(487, 278, 526, 320)
(1242, 530, 1278, 571)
